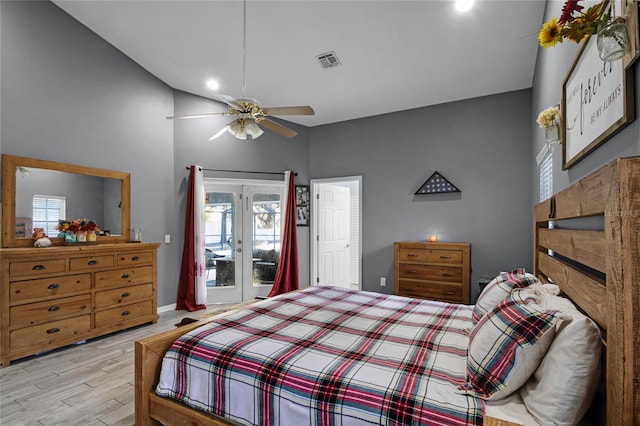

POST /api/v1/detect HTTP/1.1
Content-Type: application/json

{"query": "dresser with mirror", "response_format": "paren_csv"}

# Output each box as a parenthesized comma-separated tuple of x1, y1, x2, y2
(0, 154, 159, 367)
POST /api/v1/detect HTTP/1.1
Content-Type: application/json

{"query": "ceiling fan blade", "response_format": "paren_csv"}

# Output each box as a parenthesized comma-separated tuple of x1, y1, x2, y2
(260, 118, 298, 138)
(213, 94, 244, 110)
(209, 124, 231, 141)
(262, 106, 315, 116)
(167, 112, 231, 120)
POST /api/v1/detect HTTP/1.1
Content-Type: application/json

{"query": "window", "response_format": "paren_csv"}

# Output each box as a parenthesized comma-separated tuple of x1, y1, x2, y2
(537, 144, 553, 202)
(32, 195, 66, 236)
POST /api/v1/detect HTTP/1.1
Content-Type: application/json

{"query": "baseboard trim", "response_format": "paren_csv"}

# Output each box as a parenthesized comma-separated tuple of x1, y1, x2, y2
(157, 303, 177, 313)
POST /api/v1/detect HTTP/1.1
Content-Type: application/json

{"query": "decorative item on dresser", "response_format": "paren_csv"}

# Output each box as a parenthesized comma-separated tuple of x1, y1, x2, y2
(0, 242, 160, 367)
(393, 241, 470, 304)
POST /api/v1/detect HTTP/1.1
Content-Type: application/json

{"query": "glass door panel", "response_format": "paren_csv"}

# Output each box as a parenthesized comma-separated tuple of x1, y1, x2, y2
(244, 187, 282, 299)
(204, 185, 242, 303)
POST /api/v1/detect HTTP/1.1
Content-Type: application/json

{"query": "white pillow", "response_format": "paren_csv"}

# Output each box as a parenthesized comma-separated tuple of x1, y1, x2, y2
(520, 293, 602, 426)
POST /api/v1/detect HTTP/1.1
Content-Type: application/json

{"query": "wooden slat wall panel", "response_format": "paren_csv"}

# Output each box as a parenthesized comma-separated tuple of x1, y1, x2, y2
(537, 228, 605, 273)
(537, 253, 606, 329)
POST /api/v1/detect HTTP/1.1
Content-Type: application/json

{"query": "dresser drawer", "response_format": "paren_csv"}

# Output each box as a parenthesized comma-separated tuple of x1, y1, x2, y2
(10, 274, 91, 304)
(94, 300, 153, 328)
(117, 252, 153, 266)
(69, 255, 114, 271)
(398, 264, 462, 283)
(10, 295, 91, 328)
(95, 266, 153, 290)
(398, 280, 463, 303)
(95, 283, 153, 309)
(10, 315, 91, 351)
(9, 259, 66, 277)
(398, 248, 462, 265)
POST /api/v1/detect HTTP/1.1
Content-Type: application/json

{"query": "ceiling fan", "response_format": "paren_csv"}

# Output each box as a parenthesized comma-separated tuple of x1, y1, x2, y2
(166, 0, 314, 140)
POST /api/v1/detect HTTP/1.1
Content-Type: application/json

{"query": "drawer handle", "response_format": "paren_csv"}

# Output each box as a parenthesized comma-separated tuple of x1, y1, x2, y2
(122, 273, 130, 279)
(440, 256, 452, 259)
(122, 310, 131, 316)
(46, 327, 60, 334)
(32, 264, 46, 271)
(407, 254, 419, 257)
(442, 291, 455, 296)
(47, 283, 60, 290)
(443, 273, 455, 277)
(121, 292, 131, 297)
(132, 256, 141, 261)
(48, 306, 60, 312)
(88, 260, 99, 266)
(407, 270, 418, 274)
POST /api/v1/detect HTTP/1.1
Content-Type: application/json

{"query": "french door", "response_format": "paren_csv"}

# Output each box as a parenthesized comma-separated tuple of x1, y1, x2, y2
(203, 182, 283, 303)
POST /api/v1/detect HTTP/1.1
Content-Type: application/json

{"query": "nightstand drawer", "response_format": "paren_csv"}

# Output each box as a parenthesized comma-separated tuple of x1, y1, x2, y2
(398, 264, 462, 283)
(398, 248, 463, 265)
(398, 280, 462, 303)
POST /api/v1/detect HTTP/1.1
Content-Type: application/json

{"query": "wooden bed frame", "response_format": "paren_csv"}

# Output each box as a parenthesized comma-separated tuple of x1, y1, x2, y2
(135, 157, 640, 425)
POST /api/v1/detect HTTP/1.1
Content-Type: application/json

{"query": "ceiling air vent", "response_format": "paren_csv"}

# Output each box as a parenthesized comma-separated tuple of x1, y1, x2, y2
(316, 51, 341, 69)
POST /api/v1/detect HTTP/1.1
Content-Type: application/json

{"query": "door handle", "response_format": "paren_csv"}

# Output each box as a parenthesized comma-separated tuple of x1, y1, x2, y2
(237, 248, 242, 253)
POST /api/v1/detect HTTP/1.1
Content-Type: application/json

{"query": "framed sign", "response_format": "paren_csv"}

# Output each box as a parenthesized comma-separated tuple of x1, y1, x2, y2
(295, 185, 309, 226)
(562, 34, 634, 169)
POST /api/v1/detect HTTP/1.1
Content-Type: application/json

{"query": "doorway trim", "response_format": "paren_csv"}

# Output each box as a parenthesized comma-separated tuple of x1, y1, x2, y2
(310, 176, 362, 290)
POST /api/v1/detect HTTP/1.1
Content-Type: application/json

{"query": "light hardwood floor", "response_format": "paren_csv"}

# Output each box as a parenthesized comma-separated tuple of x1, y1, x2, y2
(0, 307, 220, 426)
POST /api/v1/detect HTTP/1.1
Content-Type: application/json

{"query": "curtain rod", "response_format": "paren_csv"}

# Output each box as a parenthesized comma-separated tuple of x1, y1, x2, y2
(186, 166, 297, 176)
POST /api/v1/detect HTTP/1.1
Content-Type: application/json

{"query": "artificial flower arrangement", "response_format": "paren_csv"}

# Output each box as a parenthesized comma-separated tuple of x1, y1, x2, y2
(538, 0, 608, 48)
(537, 105, 561, 128)
(56, 218, 100, 233)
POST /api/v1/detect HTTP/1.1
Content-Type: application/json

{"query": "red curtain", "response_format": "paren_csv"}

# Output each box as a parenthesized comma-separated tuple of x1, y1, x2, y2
(268, 172, 299, 296)
(176, 166, 206, 311)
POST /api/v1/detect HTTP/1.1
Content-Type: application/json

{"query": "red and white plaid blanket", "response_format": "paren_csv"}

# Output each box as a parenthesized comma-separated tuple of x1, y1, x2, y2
(156, 286, 483, 425)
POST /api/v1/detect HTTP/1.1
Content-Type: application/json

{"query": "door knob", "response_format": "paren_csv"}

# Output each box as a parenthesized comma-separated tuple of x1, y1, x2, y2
(237, 248, 242, 253)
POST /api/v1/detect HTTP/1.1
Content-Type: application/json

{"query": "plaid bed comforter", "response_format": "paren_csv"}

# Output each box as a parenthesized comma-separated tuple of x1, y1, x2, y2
(156, 286, 483, 425)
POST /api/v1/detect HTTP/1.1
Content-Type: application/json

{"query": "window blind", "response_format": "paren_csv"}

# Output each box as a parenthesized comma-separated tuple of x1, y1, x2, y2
(32, 195, 66, 236)
(539, 149, 553, 202)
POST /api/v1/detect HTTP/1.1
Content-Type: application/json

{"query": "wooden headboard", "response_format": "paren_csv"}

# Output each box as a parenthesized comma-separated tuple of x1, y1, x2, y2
(533, 157, 640, 426)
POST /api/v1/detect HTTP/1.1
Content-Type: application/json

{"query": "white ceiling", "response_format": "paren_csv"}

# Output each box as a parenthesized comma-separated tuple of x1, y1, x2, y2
(52, 0, 546, 127)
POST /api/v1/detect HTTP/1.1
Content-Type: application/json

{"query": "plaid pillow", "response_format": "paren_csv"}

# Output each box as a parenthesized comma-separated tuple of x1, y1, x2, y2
(459, 287, 566, 400)
(472, 268, 539, 323)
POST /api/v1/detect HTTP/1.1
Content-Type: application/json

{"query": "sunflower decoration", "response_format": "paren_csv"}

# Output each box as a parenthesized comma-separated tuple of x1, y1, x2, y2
(538, 0, 608, 48)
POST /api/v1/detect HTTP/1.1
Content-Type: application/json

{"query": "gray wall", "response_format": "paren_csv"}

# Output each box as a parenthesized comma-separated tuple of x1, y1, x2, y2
(1, 1, 177, 305)
(532, 0, 640, 202)
(309, 90, 534, 301)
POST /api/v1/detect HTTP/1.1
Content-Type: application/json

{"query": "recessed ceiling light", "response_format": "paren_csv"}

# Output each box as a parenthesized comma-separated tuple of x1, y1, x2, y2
(455, 0, 475, 12)
(206, 79, 220, 90)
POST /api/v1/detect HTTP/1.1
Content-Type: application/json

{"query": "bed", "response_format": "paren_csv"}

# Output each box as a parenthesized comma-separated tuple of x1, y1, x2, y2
(135, 157, 640, 425)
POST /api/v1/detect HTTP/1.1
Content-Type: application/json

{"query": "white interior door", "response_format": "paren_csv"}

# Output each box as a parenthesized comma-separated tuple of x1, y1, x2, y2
(204, 181, 283, 303)
(318, 184, 351, 288)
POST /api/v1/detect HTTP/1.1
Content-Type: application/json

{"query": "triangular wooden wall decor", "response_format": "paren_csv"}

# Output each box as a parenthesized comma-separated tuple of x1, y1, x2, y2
(415, 171, 460, 195)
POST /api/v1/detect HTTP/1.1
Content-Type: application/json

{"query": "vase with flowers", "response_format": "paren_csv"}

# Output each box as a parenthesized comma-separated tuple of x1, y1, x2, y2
(538, 0, 629, 61)
(56, 218, 100, 243)
(537, 105, 561, 143)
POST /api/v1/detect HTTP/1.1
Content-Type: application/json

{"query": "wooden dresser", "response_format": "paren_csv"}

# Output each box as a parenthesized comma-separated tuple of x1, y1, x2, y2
(0, 243, 160, 367)
(393, 241, 470, 304)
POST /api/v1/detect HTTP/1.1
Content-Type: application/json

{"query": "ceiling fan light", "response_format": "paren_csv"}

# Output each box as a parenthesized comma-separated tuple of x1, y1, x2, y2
(245, 120, 264, 139)
(228, 119, 247, 139)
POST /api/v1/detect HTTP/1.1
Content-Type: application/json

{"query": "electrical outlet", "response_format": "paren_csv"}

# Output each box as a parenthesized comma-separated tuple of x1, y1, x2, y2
(164, 234, 171, 243)
(380, 277, 386, 286)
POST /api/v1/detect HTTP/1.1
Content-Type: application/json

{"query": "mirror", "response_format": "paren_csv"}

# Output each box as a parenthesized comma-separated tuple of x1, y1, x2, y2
(2, 154, 130, 247)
